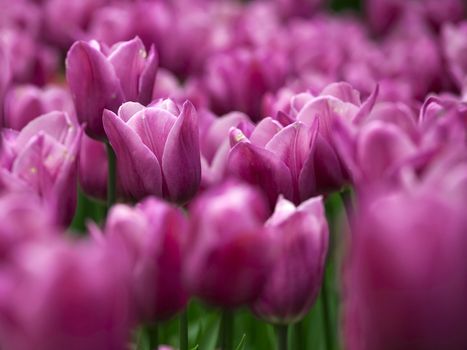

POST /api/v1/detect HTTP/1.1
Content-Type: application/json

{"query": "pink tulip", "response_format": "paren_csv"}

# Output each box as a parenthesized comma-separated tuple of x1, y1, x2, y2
(103, 99, 201, 203)
(252, 195, 328, 324)
(0, 111, 82, 226)
(104, 197, 188, 322)
(184, 181, 276, 307)
(78, 134, 107, 200)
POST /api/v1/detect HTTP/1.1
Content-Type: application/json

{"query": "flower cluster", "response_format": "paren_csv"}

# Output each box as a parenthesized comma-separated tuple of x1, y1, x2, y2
(0, 0, 466, 349)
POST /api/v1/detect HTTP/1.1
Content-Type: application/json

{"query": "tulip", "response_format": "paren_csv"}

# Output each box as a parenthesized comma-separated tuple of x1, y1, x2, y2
(343, 177, 467, 350)
(0, 46, 11, 126)
(104, 197, 188, 322)
(203, 47, 289, 121)
(0, 111, 82, 226)
(0, 239, 135, 350)
(442, 22, 467, 90)
(252, 195, 329, 324)
(4, 84, 75, 130)
(79, 134, 108, 200)
(184, 181, 275, 307)
(103, 99, 201, 203)
(66, 36, 158, 139)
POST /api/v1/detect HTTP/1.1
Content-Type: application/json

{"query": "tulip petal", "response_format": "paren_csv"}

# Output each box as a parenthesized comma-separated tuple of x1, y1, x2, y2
(103, 110, 163, 199)
(108, 37, 147, 102)
(138, 45, 159, 105)
(162, 101, 201, 203)
(250, 117, 283, 148)
(226, 137, 294, 206)
(118, 102, 145, 122)
(320, 82, 361, 104)
(66, 41, 124, 139)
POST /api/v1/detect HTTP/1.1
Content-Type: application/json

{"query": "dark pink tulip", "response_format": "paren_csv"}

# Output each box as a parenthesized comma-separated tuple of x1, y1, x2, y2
(184, 182, 276, 308)
(252, 196, 328, 324)
(66, 37, 158, 139)
(78, 134, 107, 200)
(344, 179, 467, 350)
(103, 100, 201, 203)
(203, 47, 289, 121)
(4, 84, 75, 130)
(0, 239, 135, 350)
(272, 0, 322, 18)
(0, 45, 11, 125)
(104, 197, 188, 322)
(0, 111, 82, 226)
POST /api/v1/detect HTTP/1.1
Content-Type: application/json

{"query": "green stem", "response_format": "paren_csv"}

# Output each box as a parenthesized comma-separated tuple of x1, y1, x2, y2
(106, 142, 116, 210)
(147, 323, 159, 350)
(276, 324, 288, 350)
(180, 310, 188, 350)
(340, 188, 354, 226)
(321, 276, 334, 350)
(220, 309, 234, 350)
(294, 319, 306, 350)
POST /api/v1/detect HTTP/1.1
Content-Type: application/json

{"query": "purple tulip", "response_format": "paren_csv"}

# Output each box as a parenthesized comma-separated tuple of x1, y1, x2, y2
(343, 176, 467, 350)
(0, 45, 11, 126)
(66, 37, 158, 139)
(184, 181, 276, 308)
(79, 134, 108, 200)
(0, 239, 135, 350)
(273, 0, 322, 19)
(252, 195, 328, 324)
(0, 111, 82, 226)
(103, 197, 188, 322)
(4, 84, 75, 130)
(103, 99, 201, 203)
(203, 47, 289, 121)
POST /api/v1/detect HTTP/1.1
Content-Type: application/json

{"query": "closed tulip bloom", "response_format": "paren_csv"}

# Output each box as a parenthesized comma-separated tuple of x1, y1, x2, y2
(104, 197, 188, 322)
(4, 84, 75, 130)
(0, 240, 135, 350)
(344, 179, 467, 350)
(66, 37, 158, 139)
(252, 195, 328, 324)
(184, 182, 275, 308)
(78, 134, 107, 200)
(0, 111, 82, 226)
(103, 99, 201, 203)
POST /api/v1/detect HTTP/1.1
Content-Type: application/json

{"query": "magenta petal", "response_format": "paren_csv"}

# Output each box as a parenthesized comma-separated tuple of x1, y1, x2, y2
(138, 45, 158, 105)
(108, 37, 147, 102)
(127, 108, 176, 162)
(250, 117, 283, 148)
(320, 82, 361, 104)
(357, 122, 417, 181)
(103, 109, 163, 199)
(353, 84, 380, 124)
(66, 41, 124, 139)
(226, 141, 294, 206)
(118, 102, 145, 122)
(162, 101, 201, 203)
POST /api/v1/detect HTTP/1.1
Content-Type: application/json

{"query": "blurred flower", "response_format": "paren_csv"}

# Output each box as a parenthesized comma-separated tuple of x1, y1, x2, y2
(203, 47, 289, 121)
(0, 239, 135, 350)
(442, 22, 467, 90)
(252, 195, 328, 324)
(184, 182, 275, 307)
(4, 84, 75, 130)
(103, 99, 200, 203)
(343, 174, 467, 350)
(103, 197, 188, 322)
(0, 111, 82, 226)
(66, 37, 158, 139)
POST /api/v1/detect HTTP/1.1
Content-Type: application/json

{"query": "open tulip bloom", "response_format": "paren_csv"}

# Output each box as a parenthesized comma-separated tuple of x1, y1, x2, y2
(1, 0, 467, 350)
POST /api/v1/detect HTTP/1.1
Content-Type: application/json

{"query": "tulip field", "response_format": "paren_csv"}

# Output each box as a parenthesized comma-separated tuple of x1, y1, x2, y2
(1, 0, 467, 349)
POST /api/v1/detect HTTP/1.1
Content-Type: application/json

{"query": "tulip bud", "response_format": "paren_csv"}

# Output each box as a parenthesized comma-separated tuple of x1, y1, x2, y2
(4, 84, 75, 131)
(66, 37, 158, 139)
(344, 181, 467, 350)
(184, 182, 275, 308)
(252, 196, 328, 324)
(0, 111, 82, 226)
(0, 239, 135, 350)
(103, 99, 201, 203)
(104, 197, 188, 322)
